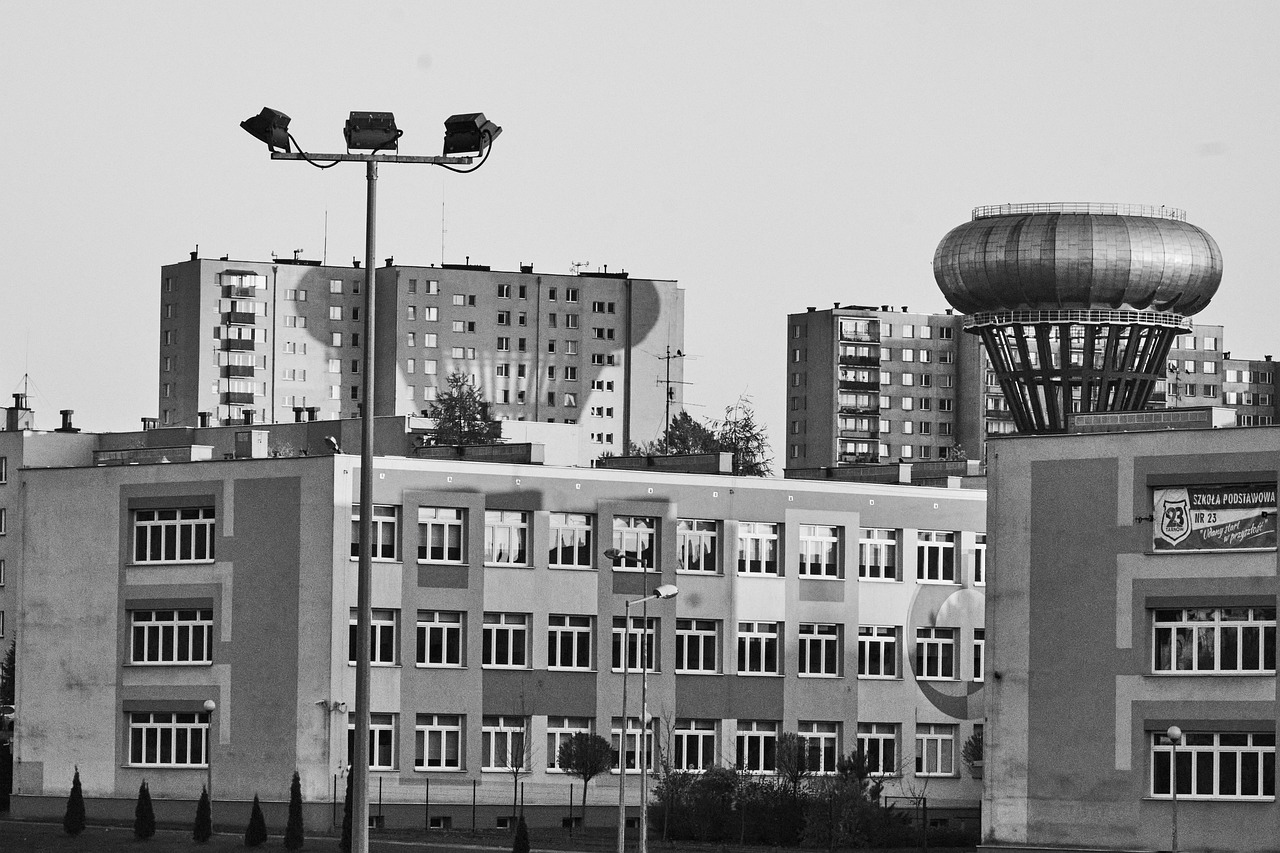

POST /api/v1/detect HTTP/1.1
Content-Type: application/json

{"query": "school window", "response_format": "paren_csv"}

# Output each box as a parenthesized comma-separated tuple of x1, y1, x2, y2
(415, 610, 463, 667)
(735, 720, 779, 773)
(351, 505, 399, 560)
(548, 512, 593, 568)
(130, 609, 214, 664)
(482, 613, 529, 668)
(915, 627, 957, 679)
(857, 723, 898, 776)
(737, 621, 780, 675)
(348, 713, 397, 770)
(858, 528, 897, 580)
(1152, 607, 1276, 673)
(677, 519, 718, 572)
(973, 628, 985, 681)
(133, 507, 216, 563)
(546, 717, 593, 771)
(128, 711, 209, 767)
(612, 516, 657, 569)
(917, 531, 956, 582)
(676, 619, 720, 673)
(973, 534, 987, 584)
(414, 714, 463, 770)
(1151, 731, 1275, 799)
(417, 507, 465, 563)
(798, 721, 840, 773)
(737, 522, 780, 575)
(858, 625, 899, 678)
(348, 608, 398, 665)
(798, 524, 841, 577)
(484, 510, 528, 565)
(915, 724, 956, 776)
(547, 615, 594, 670)
(612, 616, 659, 672)
(674, 720, 718, 771)
(612, 716, 655, 773)
(797, 623, 840, 676)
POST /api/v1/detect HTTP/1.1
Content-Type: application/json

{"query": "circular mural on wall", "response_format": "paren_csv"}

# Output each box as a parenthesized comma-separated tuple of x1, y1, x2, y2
(906, 584, 985, 719)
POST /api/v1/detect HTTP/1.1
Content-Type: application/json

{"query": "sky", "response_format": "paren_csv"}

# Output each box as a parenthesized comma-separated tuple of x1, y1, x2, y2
(4, 2, 1279, 454)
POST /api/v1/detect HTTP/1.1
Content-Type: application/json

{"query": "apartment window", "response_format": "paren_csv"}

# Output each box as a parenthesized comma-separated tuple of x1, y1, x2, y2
(565, 314, 579, 329)
(612, 616, 658, 672)
(973, 534, 987, 584)
(563, 393, 577, 407)
(452, 294, 465, 306)
(916, 724, 956, 776)
(497, 311, 511, 326)
(859, 528, 897, 580)
(349, 608, 398, 665)
(737, 522, 780, 574)
(546, 717, 593, 771)
(484, 510, 529, 566)
(452, 321, 466, 333)
(351, 505, 399, 560)
(674, 720, 717, 771)
(973, 628, 986, 681)
(798, 524, 841, 577)
(591, 327, 615, 340)
(736, 720, 779, 773)
(328, 358, 342, 374)
(917, 531, 956, 582)
(858, 625, 899, 678)
(676, 619, 719, 673)
(1152, 607, 1276, 673)
(133, 507, 216, 563)
(417, 507, 465, 563)
(677, 519, 718, 572)
(130, 609, 214, 664)
(330, 306, 344, 321)
(422, 306, 439, 321)
(407, 332, 416, 347)
(348, 714, 396, 770)
(915, 627, 957, 679)
(547, 615, 593, 670)
(424, 280, 439, 295)
(546, 365, 556, 381)
(129, 711, 209, 767)
(415, 714, 462, 770)
(0, 559, 5, 587)
(612, 516, 657, 569)
(798, 623, 840, 676)
(612, 716, 654, 772)
(857, 723, 898, 776)
(798, 722, 839, 773)
(517, 338, 527, 352)
(548, 512, 593, 568)
(564, 366, 578, 381)
(564, 287, 579, 302)
(416, 611, 463, 667)
(1151, 731, 1276, 799)
(737, 621, 780, 674)
(482, 613, 529, 668)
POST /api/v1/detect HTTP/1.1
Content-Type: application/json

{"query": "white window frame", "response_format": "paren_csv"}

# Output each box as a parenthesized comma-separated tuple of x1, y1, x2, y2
(973, 628, 985, 681)
(612, 515, 657, 569)
(546, 716, 594, 771)
(611, 716, 654, 773)
(547, 614, 593, 670)
(484, 510, 529, 566)
(417, 506, 466, 563)
(133, 507, 216, 564)
(351, 504, 399, 561)
(736, 720, 779, 773)
(973, 533, 987, 585)
(349, 608, 398, 665)
(612, 616, 658, 672)
(677, 519, 718, 573)
(858, 528, 897, 580)
(416, 610, 464, 667)
(915, 627, 957, 680)
(857, 722, 899, 776)
(737, 522, 780, 575)
(798, 524, 841, 577)
(737, 621, 781, 675)
(130, 609, 214, 665)
(1151, 731, 1276, 800)
(481, 716, 528, 771)
(128, 711, 209, 767)
(1152, 606, 1277, 674)
(858, 625, 899, 678)
(676, 618, 719, 673)
(915, 723, 956, 777)
(798, 721, 840, 774)
(798, 623, 840, 677)
(548, 512, 593, 568)
(673, 719, 718, 772)
(348, 713, 397, 770)
(916, 530, 956, 582)
(415, 714, 463, 771)
(482, 613, 529, 668)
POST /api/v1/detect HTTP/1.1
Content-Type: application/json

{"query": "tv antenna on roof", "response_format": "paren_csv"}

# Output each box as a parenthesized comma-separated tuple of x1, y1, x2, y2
(570, 261, 590, 275)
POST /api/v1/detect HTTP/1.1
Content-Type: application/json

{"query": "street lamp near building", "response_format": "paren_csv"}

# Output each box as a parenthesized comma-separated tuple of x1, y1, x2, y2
(1166, 725, 1183, 853)
(203, 699, 217, 800)
(602, 556, 676, 853)
(240, 108, 499, 853)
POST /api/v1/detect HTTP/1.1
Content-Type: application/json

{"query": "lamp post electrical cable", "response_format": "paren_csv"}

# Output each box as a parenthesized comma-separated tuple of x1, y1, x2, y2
(241, 108, 499, 853)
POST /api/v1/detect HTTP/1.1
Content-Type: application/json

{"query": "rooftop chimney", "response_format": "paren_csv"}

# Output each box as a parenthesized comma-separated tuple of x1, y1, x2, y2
(520, 263, 533, 274)
(141, 418, 158, 431)
(198, 412, 212, 428)
(56, 409, 79, 433)
(353, 257, 361, 269)
(294, 406, 305, 423)
(306, 406, 320, 421)
(242, 411, 255, 425)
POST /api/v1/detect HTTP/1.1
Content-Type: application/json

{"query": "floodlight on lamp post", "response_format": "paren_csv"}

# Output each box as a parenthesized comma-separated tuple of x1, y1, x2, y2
(1166, 725, 1183, 853)
(240, 107, 497, 853)
(603, 552, 676, 853)
(203, 699, 217, 801)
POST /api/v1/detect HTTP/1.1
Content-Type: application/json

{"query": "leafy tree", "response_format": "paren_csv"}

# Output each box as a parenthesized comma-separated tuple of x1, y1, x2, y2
(709, 397, 772, 476)
(284, 770, 305, 849)
(556, 732, 614, 827)
(63, 767, 86, 836)
(193, 786, 212, 842)
(134, 780, 156, 839)
(633, 411, 716, 456)
(339, 774, 353, 853)
(512, 814, 530, 853)
(0, 638, 13, 704)
(425, 373, 502, 446)
(244, 794, 268, 847)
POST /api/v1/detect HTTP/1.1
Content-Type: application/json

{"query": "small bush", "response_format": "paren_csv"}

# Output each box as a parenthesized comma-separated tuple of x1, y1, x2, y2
(63, 767, 86, 837)
(284, 770, 305, 849)
(194, 786, 212, 842)
(244, 795, 268, 847)
(134, 780, 156, 840)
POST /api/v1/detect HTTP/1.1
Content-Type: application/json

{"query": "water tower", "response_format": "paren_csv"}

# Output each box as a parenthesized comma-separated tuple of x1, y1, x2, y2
(933, 203, 1223, 432)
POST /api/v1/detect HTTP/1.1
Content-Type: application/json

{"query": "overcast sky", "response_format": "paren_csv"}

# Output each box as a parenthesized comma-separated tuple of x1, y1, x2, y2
(4, 2, 1278, 453)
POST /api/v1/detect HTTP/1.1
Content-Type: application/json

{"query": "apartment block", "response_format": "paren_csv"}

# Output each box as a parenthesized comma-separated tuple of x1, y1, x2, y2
(158, 255, 683, 455)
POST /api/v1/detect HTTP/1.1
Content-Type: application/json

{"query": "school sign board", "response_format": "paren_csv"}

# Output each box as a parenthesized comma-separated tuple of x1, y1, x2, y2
(1153, 484, 1277, 551)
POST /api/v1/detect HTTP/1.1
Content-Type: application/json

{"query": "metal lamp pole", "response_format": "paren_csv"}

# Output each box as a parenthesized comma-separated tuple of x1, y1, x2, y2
(203, 699, 216, 800)
(1167, 725, 1183, 853)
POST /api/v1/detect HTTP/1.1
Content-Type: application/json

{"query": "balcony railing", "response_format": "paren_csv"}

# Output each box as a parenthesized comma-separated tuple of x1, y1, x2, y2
(223, 311, 258, 326)
(222, 364, 255, 378)
(839, 355, 880, 367)
(221, 392, 255, 405)
(971, 202, 1187, 221)
(222, 339, 256, 351)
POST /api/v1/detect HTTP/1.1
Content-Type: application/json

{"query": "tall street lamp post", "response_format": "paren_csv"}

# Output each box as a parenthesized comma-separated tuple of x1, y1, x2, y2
(603, 560, 676, 853)
(1166, 725, 1183, 853)
(203, 699, 216, 801)
(241, 108, 500, 853)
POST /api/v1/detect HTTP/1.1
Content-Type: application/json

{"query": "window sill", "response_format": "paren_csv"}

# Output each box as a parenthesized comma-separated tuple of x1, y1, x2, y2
(736, 571, 783, 578)
(348, 558, 402, 564)
(414, 766, 465, 773)
(797, 673, 842, 679)
(1144, 547, 1277, 556)
(484, 562, 532, 569)
(1147, 670, 1276, 677)
(915, 773, 959, 779)
(547, 667, 595, 673)
(611, 669, 660, 675)
(675, 670, 722, 676)
(417, 560, 468, 567)
(415, 663, 465, 670)
(127, 662, 214, 667)
(915, 676, 959, 682)
(916, 579, 960, 585)
(676, 569, 723, 576)
(612, 566, 660, 573)
(129, 560, 217, 568)
(125, 765, 209, 771)
(858, 576, 902, 583)
(735, 671, 784, 678)
(347, 662, 401, 668)
(548, 565, 597, 572)
(797, 573, 843, 581)
(857, 675, 901, 681)
(482, 665, 532, 671)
